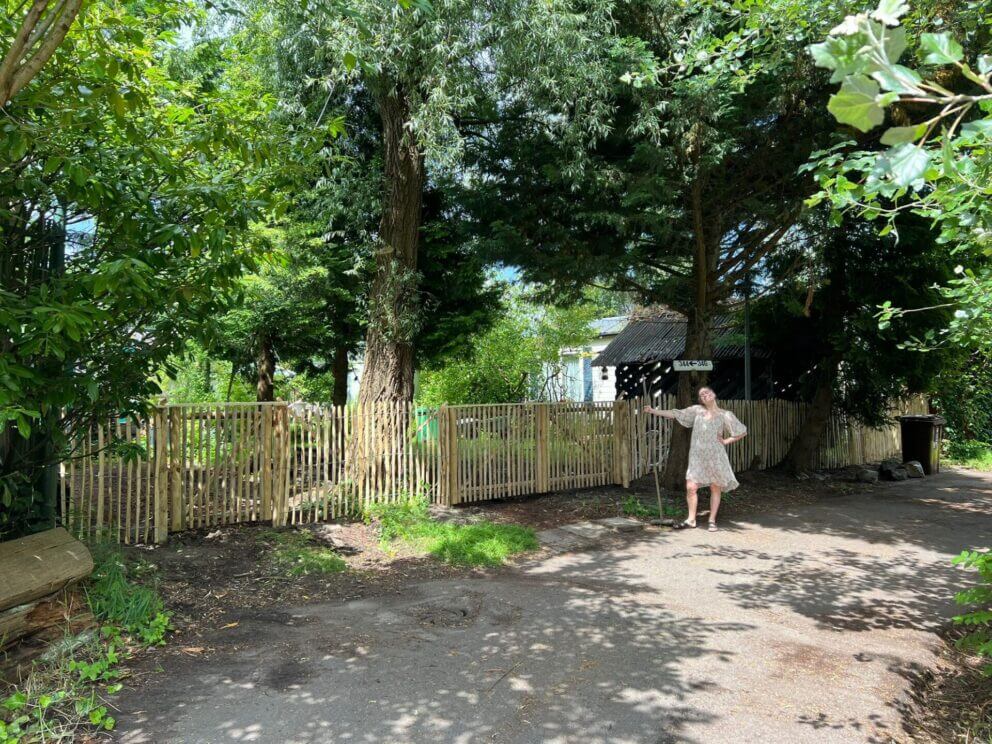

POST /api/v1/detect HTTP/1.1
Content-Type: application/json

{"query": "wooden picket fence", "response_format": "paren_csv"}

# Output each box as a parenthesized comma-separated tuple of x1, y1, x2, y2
(630, 395, 928, 476)
(60, 396, 927, 544)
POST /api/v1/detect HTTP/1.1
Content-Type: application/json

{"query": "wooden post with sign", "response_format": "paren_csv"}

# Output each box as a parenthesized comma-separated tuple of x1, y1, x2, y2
(672, 360, 714, 372)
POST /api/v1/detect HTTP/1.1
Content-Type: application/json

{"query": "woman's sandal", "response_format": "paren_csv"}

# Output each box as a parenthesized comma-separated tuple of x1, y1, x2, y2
(708, 522, 718, 532)
(674, 520, 697, 530)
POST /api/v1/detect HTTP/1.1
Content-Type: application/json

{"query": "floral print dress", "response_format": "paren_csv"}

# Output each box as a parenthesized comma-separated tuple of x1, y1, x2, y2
(671, 406, 748, 491)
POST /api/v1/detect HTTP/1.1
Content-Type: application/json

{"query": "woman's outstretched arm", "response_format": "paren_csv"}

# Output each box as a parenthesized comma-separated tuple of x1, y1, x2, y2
(642, 405, 677, 419)
(643, 405, 698, 428)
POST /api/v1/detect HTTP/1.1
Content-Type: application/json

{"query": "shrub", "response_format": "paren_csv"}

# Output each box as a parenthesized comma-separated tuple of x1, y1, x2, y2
(945, 440, 992, 471)
(953, 549, 992, 674)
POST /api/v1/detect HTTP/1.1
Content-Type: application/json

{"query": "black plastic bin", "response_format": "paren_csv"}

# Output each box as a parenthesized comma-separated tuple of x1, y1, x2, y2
(898, 415, 946, 475)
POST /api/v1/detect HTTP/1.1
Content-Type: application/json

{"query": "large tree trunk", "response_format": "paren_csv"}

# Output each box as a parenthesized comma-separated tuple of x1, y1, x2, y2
(661, 308, 712, 490)
(783, 360, 837, 473)
(662, 176, 716, 491)
(358, 87, 425, 404)
(332, 345, 349, 408)
(256, 336, 275, 402)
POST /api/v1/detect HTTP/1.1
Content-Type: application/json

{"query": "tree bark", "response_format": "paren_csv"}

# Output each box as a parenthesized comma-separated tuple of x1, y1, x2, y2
(783, 359, 837, 473)
(256, 336, 275, 402)
(358, 87, 425, 403)
(0, 0, 84, 106)
(662, 176, 716, 491)
(332, 345, 349, 408)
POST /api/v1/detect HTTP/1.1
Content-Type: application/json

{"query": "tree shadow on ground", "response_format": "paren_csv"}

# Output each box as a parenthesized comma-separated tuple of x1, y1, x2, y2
(117, 533, 749, 743)
(115, 470, 992, 744)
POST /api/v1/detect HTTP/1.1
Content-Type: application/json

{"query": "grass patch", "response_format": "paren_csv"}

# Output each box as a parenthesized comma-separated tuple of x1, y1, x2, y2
(622, 494, 686, 520)
(85, 547, 169, 646)
(260, 529, 347, 576)
(364, 496, 538, 567)
(945, 440, 992, 471)
(1, 544, 170, 742)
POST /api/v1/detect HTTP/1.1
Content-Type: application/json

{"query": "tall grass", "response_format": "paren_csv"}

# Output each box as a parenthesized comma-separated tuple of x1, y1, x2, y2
(364, 495, 538, 567)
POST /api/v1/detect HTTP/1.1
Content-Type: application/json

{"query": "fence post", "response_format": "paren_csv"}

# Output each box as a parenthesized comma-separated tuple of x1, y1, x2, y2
(612, 401, 631, 488)
(445, 406, 460, 505)
(261, 405, 273, 521)
(274, 404, 290, 526)
(535, 403, 549, 493)
(168, 407, 183, 532)
(153, 408, 169, 544)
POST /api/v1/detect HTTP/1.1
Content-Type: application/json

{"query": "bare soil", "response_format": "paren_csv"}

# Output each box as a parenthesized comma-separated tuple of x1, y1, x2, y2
(124, 465, 879, 658)
(896, 628, 992, 744)
(110, 467, 992, 743)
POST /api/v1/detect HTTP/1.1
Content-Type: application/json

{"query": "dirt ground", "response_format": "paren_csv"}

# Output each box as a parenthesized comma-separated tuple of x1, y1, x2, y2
(112, 467, 992, 743)
(123, 466, 881, 669)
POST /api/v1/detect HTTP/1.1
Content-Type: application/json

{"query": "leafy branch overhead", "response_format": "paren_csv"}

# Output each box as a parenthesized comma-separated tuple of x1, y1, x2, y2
(807, 0, 992, 350)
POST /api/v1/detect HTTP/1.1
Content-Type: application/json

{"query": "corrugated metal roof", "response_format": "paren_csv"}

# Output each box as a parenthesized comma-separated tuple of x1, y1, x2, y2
(590, 314, 769, 367)
(589, 316, 628, 337)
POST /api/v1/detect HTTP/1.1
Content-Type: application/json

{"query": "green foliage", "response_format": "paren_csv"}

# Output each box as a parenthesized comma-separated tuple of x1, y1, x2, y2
(85, 547, 170, 645)
(952, 549, 992, 673)
(622, 494, 685, 519)
(945, 440, 992, 471)
(464, 0, 850, 311)
(364, 495, 538, 567)
(809, 0, 992, 351)
(261, 530, 348, 576)
(0, 636, 122, 742)
(931, 351, 992, 442)
(0, 0, 290, 537)
(417, 289, 599, 405)
(159, 343, 258, 404)
(755, 214, 954, 422)
(0, 547, 168, 741)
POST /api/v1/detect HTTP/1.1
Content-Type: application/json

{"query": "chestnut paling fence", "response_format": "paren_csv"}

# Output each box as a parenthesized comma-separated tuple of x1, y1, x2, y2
(60, 396, 927, 544)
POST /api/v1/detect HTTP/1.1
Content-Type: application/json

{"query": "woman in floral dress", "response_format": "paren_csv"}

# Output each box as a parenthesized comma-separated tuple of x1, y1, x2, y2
(643, 386, 747, 531)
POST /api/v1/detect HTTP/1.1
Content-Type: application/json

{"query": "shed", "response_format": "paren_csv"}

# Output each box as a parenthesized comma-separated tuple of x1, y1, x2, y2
(590, 311, 774, 400)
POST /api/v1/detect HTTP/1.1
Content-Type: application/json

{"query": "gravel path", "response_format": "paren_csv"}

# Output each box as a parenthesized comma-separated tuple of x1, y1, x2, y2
(115, 468, 992, 743)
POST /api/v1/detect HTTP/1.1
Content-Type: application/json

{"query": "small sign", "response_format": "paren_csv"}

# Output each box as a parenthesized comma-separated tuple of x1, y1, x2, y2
(673, 360, 713, 372)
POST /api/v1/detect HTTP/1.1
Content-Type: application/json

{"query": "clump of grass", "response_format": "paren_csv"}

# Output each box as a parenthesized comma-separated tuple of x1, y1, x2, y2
(622, 495, 685, 520)
(85, 547, 169, 646)
(364, 496, 538, 567)
(1, 544, 170, 742)
(261, 530, 347, 576)
(945, 440, 992, 471)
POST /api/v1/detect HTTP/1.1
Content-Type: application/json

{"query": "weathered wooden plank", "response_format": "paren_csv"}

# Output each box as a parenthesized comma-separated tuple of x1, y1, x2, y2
(0, 529, 94, 612)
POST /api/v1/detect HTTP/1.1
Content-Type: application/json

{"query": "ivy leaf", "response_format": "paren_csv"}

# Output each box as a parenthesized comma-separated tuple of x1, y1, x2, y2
(810, 36, 872, 82)
(881, 25, 908, 64)
(343, 51, 357, 72)
(920, 33, 964, 65)
(880, 124, 925, 145)
(871, 0, 909, 26)
(872, 63, 922, 93)
(884, 143, 931, 187)
(42, 156, 63, 176)
(962, 119, 992, 139)
(827, 75, 885, 132)
(979, 55, 992, 75)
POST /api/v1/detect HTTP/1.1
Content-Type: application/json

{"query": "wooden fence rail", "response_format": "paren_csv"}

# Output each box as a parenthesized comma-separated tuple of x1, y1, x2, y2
(60, 396, 927, 544)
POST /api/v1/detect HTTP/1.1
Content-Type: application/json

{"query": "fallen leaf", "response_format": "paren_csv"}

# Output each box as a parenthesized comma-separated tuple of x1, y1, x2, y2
(181, 647, 206, 655)
(220, 621, 239, 629)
